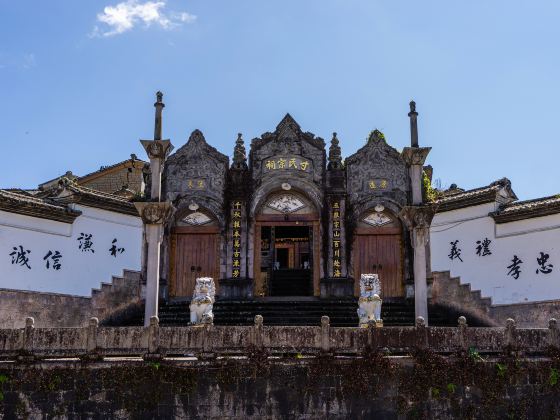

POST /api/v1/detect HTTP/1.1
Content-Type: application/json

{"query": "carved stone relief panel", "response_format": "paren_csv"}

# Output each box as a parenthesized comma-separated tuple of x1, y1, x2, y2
(345, 133, 410, 208)
(249, 114, 326, 188)
(163, 129, 229, 217)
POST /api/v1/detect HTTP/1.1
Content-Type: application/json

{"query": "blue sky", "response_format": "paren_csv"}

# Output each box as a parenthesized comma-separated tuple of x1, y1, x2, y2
(1, 1, 559, 199)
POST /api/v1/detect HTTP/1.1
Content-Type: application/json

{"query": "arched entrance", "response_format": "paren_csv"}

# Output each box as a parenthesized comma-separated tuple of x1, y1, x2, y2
(352, 207, 405, 298)
(253, 192, 320, 297)
(169, 209, 220, 299)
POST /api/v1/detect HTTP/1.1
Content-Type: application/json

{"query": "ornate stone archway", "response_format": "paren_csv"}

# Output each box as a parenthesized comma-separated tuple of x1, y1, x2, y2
(251, 189, 322, 297)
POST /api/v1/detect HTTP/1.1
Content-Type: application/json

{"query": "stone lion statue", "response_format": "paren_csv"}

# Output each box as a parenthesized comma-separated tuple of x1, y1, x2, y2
(190, 277, 216, 325)
(357, 274, 383, 327)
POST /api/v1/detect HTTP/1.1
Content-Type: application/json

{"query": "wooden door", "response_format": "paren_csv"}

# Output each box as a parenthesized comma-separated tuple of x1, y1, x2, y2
(170, 233, 218, 298)
(354, 234, 403, 298)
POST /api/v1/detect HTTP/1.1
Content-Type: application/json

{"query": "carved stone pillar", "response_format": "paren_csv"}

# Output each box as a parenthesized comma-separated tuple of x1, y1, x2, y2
(134, 202, 173, 326)
(328, 197, 346, 278)
(400, 205, 436, 325)
(136, 92, 174, 326)
(401, 147, 431, 205)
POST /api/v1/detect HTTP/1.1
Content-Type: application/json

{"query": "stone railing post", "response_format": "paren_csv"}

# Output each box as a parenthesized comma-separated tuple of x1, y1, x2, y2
(549, 318, 560, 349)
(198, 323, 215, 360)
(253, 315, 264, 352)
(82, 317, 101, 361)
(144, 316, 162, 361)
(504, 318, 518, 353)
(18, 317, 35, 363)
(321, 316, 331, 354)
(458, 316, 468, 352)
(415, 316, 428, 350)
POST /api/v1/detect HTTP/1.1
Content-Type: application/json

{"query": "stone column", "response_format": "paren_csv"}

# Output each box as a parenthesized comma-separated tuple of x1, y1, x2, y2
(135, 92, 174, 327)
(400, 206, 436, 325)
(402, 101, 431, 205)
(135, 202, 173, 326)
(412, 226, 429, 321)
(401, 147, 431, 205)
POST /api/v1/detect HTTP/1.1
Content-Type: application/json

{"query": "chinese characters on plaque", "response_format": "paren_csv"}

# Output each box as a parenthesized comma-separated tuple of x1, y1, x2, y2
(263, 157, 311, 173)
(368, 179, 389, 190)
(332, 201, 342, 278)
(232, 201, 242, 278)
(186, 179, 206, 190)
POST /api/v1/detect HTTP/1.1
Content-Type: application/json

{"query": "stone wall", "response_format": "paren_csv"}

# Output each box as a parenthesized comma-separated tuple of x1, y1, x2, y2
(490, 300, 560, 328)
(0, 269, 142, 328)
(1, 357, 559, 418)
(431, 270, 560, 328)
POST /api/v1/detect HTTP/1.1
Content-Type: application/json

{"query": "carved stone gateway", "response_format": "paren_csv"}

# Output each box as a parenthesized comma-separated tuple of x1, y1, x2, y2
(153, 102, 431, 318)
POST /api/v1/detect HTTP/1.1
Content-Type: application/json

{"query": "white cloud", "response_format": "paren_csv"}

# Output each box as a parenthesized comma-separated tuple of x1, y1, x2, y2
(91, 0, 196, 37)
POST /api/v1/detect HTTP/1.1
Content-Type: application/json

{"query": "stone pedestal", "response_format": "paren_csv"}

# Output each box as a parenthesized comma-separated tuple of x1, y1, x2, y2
(320, 277, 354, 298)
(219, 278, 254, 300)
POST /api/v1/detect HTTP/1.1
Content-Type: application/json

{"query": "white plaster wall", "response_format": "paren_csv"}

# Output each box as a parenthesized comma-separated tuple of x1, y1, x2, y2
(0, 205, 142, 296)
(431, 203, 560, 304)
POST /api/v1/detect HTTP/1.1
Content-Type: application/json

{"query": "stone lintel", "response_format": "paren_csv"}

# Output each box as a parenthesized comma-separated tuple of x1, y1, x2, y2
(134, 201, 174, 225)
(140, 139, 174, 160)
(401, 147, 431, 166)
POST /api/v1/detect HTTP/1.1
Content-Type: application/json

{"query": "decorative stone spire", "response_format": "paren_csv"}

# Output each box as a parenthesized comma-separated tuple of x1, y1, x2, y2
(232, 133, 248, 170)
(328, 132, 343, 170)
(154, 91, 165, 141)
(408, 100, 419, 147)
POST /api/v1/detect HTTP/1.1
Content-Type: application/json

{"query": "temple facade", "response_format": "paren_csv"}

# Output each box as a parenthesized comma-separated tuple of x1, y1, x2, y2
(2, 92, 560, 329)
(154, 110, 429, 304)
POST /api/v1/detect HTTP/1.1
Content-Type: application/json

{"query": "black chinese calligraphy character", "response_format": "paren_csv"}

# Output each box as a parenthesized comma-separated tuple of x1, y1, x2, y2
(476, 238, 492, 256)
(10, 245, 31, 269)
(507, 255, 523, 279)
(448, 240, 463, 262)
(109, 239, 125, 257)
(536, 252, 553, 274)
(43, 250, 62, 270)
(77, 233, 95, 253)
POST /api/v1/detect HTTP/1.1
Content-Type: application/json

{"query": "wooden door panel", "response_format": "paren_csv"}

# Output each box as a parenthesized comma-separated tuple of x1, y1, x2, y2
(171, 233, 218, 298)
(354, 234, 403, 298)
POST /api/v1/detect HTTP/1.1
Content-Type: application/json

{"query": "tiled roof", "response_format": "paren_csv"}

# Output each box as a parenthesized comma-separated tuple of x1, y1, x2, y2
(77, 156, 147, 182)
(0, 189, 81, 223)
(435, 178, 516, 212)
(491, 194, 560, 223)
(53, 179, 139, 216)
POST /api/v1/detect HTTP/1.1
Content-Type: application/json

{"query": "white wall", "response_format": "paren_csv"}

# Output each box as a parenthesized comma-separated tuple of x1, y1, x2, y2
(0, 205, 142, 296)
(431, 202, 560, 304)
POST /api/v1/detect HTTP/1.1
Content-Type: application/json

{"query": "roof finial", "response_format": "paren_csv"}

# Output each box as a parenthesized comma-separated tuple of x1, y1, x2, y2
(154, 91, 165, 141)
(408, 99, 419, 147)
(232, 132, 248, 170)
(328, 132, 343, 170)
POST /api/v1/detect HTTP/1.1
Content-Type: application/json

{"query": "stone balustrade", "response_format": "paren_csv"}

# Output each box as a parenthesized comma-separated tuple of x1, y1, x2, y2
(0, 315, 558, 361)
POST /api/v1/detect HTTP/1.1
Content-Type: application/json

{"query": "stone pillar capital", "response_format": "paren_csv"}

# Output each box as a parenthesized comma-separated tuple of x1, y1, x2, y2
(401, 147, 431, 166)
(399, 205, 437, 231)
(140, 139, 174, 161)
(134, 201, 174, 225)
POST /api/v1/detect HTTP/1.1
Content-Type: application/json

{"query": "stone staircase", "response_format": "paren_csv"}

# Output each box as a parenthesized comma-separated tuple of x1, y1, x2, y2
(152, 298, 463, 327)
(431, 271, 497, 327)
(92, 269, 144, 326)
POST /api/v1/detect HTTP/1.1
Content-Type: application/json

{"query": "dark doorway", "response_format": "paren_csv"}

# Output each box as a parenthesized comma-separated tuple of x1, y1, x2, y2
(260, 225, 312, 296)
